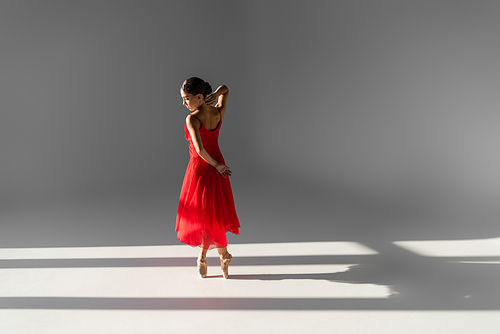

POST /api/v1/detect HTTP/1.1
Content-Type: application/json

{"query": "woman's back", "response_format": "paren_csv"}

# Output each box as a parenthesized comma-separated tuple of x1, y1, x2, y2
(190, 106, 222, 131)
(185, 109, 222, 159)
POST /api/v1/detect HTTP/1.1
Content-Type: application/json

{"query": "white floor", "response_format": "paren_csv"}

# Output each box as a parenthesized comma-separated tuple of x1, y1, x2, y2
(1, 184, 500, 333)
(1, 241, 500, 333)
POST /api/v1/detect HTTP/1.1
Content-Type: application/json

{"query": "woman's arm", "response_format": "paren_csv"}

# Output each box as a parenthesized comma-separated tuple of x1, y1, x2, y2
(207, 85, 229, 118)
(186, 115, 231, 177)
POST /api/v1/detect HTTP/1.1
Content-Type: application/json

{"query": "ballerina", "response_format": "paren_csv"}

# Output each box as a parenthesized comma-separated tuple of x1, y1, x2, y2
(175, 77, 240, 279)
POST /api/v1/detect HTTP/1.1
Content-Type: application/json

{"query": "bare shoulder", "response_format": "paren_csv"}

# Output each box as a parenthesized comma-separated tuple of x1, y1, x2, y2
(186, 113, 200, 128)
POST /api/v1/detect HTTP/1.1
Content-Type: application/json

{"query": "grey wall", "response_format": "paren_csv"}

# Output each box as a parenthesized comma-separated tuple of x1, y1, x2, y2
(244, 1, 500, 207)
(2, 1, 500, 217)
(1, 1, 254, 205)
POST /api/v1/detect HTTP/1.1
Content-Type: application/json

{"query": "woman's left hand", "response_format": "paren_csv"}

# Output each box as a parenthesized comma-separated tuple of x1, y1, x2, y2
(206, 93, 217, 106)
(215, 162, 232, 178)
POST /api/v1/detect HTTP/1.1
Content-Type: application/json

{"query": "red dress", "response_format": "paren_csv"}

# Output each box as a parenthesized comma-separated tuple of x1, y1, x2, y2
(175, 113, 240, 249)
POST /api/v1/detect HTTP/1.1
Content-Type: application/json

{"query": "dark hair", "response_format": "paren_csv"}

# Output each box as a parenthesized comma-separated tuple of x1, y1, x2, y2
(181, 77, 212, 98)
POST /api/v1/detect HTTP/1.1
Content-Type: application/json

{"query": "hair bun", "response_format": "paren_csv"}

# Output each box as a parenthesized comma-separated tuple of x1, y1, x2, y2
(181, 77, 212, 98)
(204, 82, 212, 96)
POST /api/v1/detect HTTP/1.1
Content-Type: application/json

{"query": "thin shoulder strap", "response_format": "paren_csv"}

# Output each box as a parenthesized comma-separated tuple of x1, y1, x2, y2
(189, 113, 203, 128)
(190, 113, 201, 122)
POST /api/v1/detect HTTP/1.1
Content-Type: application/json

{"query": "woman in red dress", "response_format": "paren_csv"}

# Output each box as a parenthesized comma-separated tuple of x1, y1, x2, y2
(176, 77, 240, 279)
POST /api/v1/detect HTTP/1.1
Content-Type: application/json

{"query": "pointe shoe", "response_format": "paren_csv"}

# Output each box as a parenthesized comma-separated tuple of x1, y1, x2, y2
(220, 253, 232, 279)
(197, 258, 207, 278)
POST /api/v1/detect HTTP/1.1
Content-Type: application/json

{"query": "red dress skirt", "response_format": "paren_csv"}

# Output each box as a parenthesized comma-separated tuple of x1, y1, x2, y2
(175, 115, 240, 249)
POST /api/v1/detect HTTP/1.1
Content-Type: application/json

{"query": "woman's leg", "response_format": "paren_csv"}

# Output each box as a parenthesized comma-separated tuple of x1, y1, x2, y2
(200, 231, 213, 250)
(197, 233, 211, 278)
(197, 248, 208, 278)
(199, 248, 208, 260)
(217, 246, 232, 279)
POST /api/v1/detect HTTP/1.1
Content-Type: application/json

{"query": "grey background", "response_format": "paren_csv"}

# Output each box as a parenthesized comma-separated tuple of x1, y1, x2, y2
(0, 1, 499, 245)
(1, 0, 252, 204)
(1, 0, 500, 312)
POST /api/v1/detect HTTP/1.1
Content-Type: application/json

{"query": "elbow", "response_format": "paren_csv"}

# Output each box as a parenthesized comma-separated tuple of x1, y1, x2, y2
(196, 147, 205, 156)
(220, 85, 228, 94)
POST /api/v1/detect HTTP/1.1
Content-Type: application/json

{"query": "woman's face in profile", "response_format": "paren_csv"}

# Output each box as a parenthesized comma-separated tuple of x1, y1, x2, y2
(180, 90, 202, 111)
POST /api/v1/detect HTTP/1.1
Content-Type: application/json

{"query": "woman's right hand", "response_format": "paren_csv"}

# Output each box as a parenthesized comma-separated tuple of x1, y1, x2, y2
(206, 93, 217, 106)
(215, 162, 232, 177)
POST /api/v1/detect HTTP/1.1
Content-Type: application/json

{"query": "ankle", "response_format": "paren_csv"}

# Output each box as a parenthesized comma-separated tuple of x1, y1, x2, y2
(217, 247, 230, 258)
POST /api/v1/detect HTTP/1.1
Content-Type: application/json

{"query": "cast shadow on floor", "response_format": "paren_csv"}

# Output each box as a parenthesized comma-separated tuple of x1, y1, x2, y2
(2, 172, 499, 311)
(224, 172, 500, 310)
(226, 254, 500, 310)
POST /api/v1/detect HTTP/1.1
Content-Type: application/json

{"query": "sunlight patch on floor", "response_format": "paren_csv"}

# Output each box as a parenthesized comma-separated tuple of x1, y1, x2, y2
(0, 241, 378, 260)
(393, 237, 500, 257)
(0, 264, 390, 299)
(224, 241, 378, 257)
(0, 245, 188, 260)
